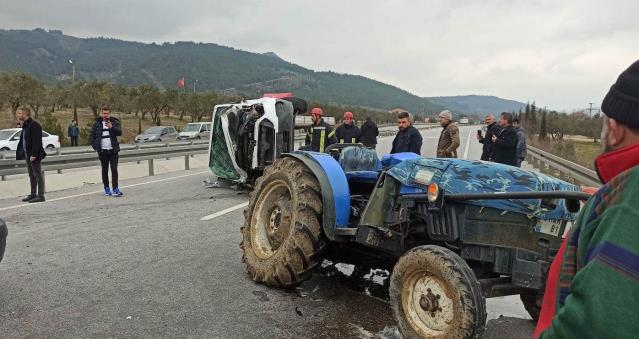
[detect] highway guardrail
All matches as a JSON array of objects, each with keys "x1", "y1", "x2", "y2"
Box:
[{"x1": 526, "y1": 145, "x2": 600, "y2": 187}]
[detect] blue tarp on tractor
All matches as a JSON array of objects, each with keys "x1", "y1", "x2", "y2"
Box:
[{"x1": 387, "y1": 157, "x2": 580, "y2": 220}]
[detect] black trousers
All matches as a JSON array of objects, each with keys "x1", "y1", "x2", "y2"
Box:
[
  {"x1": 98, "y1": 150, "x2": 119, "y2": 189},
  {"x1": 70, "y1": 136, "x2": 78, "y2": 146},
  {"x1": 26, "y1": 159, "x2": 44, "y2": 196}
]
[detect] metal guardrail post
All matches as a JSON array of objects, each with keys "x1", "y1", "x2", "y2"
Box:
[
  {"x1": 148, "y1": 159, "x2": 154, "y2": 176},
  {"x1": 185, "y1": 154, "x2": 190, "y2": 170},
  {"x1": 166, "y1": 143, "x2": 171, "y2": 160},
  {"x1": 56, "y1": 148, "x2": 62, "y2": 174},
  {"x1": 136, "y1": 144, "x2": 142, "y2": 164}
]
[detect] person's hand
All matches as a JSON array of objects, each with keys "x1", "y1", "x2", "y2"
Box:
[
  {"x1": 30, "y1": 156, "x2": 36, "y2": 162},
  {"x1": 105, "y1": 121, "x2": 112, "y2": 129},
  {"x1": 491, "y1": 135, "x2": 497, "y2": 142},
  {"x1": 476, "y1": 134, "x2": 481, "y2": 140}
]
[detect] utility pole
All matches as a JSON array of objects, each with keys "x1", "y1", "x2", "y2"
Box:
[
  {"x1": 193, "y1": 79, "x2": 198, "y2": 93},
  {"x1": 69, "y1": 60, "x2": 78, "y2": 122},
  {"x1": 588, "y1": 102, "x2": 594, "y2": 118}
]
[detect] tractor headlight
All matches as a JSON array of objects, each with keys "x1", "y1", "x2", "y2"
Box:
[{"x1": 427, "y1": 183, "x2": 439, "y2": 203}]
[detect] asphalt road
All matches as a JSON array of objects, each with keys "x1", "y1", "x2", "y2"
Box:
[{"x1": 0, "y1": 125, "x2": 535, "y2": 338}]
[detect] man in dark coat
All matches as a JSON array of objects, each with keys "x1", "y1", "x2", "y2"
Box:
[
  {"x1": 360, "y1": 117, "x2": 379, "y2": 149},
  {"x1": 90, "y1": 107, "x2": 123, "y2": 196},
  {"x1": 335, "y1": 111, "x2": 361, "y2": 144},
  {"x1": 491, "y1": 112, "x2": 518, "y2": 166},
  {"x1": 391, "y1": 111, "x2": 422, "y2": 155},
  {"x1": 16, "y1": 107, "x2": 46, "y2": 203},
  {"x1": 477, "y1": 114, "x2": 501, "y2": 161},
  {"x1": 68, "y1": 120, "x2": 80, "y2": 146}
]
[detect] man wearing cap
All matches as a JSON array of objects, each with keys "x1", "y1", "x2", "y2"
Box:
[
  {"x1": 534, "y1": 60, "x2": 639, "y2": 339},
  {"x1": 391, "y1": 111, "x2": 422, "y2": 155},
  {"x1": 303, "y1": 107, "x2": 336, "y2": 152},
  {"x1": 436, "y1": 110, "x2": 460, "y2": 158},
  {"x1": 335, "y1": 111, "x2": 361, "y2": 144}
]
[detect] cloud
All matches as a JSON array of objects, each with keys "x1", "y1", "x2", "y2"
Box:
[{"x1": 1, "y1": 0, "x2": 637, "y2": 110}]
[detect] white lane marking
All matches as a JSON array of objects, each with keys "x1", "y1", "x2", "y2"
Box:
[
  {"x1": 463, "y1": 129, "x2": 473, "y2": 159},
  {"x1": 0, "y1": 171, "x2": 209, "y2": 212},
  {"x1": 200, "y1": 202, "x2": 249, "y2": 221}
]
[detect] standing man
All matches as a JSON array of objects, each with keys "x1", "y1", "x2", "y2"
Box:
[
  {"x1": 512, "y1": 118, "x2": 527, "y2": 167},
  {"x1": 335, "y1": 111, "x2": 361, "y2": 144},
  {"x1": 68, "y1": 120, "x2": 80, "y2": 147},
  {"x1": 90, "y1": 107, "x2": 123, "y2": 196},
  {"x1": 490, "y1": 112, "x2": 518, "y2": 166},
  {"x1": 303, "y1": 107, "x2": 336, "y2": 152},
  {"x1": 360, "y1": 117, "x2": 379, "y2": 149},
  {"x1": 391, "y1": 111, "x2": 422, "y2": 155},
  {"x1": 15, "y1": 107, "x2": 46, "y2": 203},
  {"x1": 477, "y1": 114, "x2": 500, "y2": 161},
  {"x1": 534, "y1": 60, "x2": 639, "y2": 339},
  {"x1": 436, "y1": 110, "x2": 461, "y2": 158}
]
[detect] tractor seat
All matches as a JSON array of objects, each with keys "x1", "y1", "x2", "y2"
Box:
[{"x1": 338, "y1": 146, "x2": 381, "y2": 183}]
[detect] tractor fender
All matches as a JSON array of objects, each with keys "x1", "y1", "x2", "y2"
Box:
[{"x1": 283, "y1": 151, "x2": 350, "y2": 240}]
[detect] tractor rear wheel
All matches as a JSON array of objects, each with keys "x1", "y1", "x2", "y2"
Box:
[
  {"x1": 390, "y1": 245, "x2": 486, "y2": 339},
  {"x1": 240, "y1": 157, "x2": 324, "y2": 288}
]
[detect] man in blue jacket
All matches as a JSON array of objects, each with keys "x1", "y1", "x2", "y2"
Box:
[{"x1": 90, "y1": 107, "x2": 123, "y2": 196}]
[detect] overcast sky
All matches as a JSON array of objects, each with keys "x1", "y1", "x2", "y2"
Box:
[{"x1": 2, "y1": 0, "x2": 637, "y2": 110}]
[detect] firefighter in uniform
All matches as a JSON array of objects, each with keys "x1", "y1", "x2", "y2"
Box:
[
  {"x1": 335, "y1": 111, "x2": 361, "y2": 144},
  {"x1": 436, "y1": 110, "x2": 461, "y2": 158},
  {"x1": 303, "y1": 107, "x2": 336, "y2": 152}
]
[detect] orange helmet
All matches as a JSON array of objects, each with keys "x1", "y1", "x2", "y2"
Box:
[{"x1": 343, "y1": 111, "x2": 354, "y2": 119}]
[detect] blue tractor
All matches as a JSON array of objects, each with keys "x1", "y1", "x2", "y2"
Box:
[{"x1": 240, "y1": 145, "x2": 588, "y2": 338}]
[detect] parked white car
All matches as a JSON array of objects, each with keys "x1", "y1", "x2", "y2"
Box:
[
  {"x1": 0, "y1": 128, "x2": 61, "y2": 152},
  {"x1": 177, "y1": 122, "x2": 211, "y2": 140}
]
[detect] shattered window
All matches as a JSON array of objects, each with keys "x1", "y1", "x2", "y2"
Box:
[{"x1": 209, "y1": 106, "x2": 240, "y2": 181}]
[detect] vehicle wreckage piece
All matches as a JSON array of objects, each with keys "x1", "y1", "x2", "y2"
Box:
[{"x1": 208, "y1": 96, "x2": 306, "y2": 185}]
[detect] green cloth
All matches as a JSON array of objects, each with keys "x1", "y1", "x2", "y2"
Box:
[{"x1": 539, "y1": 166, "x2": 639, "y2": 338}]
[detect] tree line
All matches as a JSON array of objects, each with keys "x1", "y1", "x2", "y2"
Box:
[
  {"x1": 0, "y1": 72, "x2": 399, "y2": 140},
  {"x1": 517, "y1": 101, "x2": 603, "y2": 142}
]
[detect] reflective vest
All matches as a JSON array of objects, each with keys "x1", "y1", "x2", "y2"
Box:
[{"x1": 305, "y1": 119, "x2": 336, "y2": 152}]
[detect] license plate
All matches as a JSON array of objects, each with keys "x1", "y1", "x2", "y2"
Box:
[{"x1": 536, "y1": 219, "x2": 563, "y2": 236}]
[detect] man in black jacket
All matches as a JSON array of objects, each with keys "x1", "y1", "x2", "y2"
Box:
[
  {"x1": 360, "y1": 117, "x2": 379, "y2": 149},
  {"x1": 491, "y1": 112, "x2": 519, "y2": 166},
  {"x1": 90, "y1": 107, "x2": 123, "y2": 196},
  {"x1": 391, "y1": 112, "x2": 422, "y2": 155},
  {"x1": 335, "y1": 111, "x2": 361, "y2": 144},
  {"x1": 16, "y1": 107, "x2": 46, "y2": 203},
  {"x1": 477, "y1": 114, "x2": 501, "y2": 161}
]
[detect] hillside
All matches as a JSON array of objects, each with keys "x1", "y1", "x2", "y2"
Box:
[
  {"x1": 0, "y1": 28, "x2": 445, "y2": 114},
  {"x1": 427, "y1": 95, "x2": 526, "y2": 115}
]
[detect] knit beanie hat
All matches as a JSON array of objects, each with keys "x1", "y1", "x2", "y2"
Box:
[
  {"x1": 601, "y1": 59, "x2": 639, "y2": 129},
  {"x1": 438, "y1": 110, "x2": 453, "y2": 121}
]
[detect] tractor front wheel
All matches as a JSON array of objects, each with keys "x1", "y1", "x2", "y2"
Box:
[
  {"x1": 390, "y1": 245, "x2": 486, "y2": 339},
  {"x1": 240, "y1": 157, "x2": 324, "y2": 288}
]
